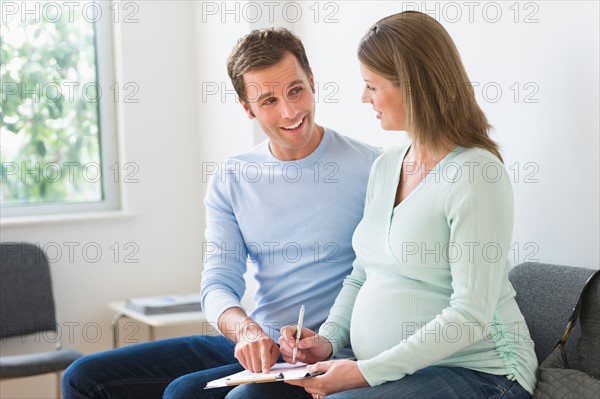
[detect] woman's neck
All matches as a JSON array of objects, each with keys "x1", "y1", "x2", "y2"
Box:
[{"x1": 406, "y1": 139, "x2": 456, "y2": 165}]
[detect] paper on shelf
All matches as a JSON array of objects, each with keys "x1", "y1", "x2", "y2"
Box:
[{"x1": 125, "y1": 293, "x2": 201, "y2": 315}]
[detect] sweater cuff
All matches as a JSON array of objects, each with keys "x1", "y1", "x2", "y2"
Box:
[
  {"x1": 357, "y1": 358, "x2": 406, "y2": 387},
  {"x1": 318, "y1": 323, "x2": 348, "y2": 357},
  {"x1": 203, "y1": 288, "x2": 243, "y2": 334}
]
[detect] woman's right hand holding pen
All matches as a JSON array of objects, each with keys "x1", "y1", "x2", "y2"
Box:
[{"x1": 279, "y1": 326, "x2": 333, "y2": 364}]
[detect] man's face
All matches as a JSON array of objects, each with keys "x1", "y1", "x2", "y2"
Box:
[{"x1": 240, "y1": 52, "x2": 322, "y2": 161}]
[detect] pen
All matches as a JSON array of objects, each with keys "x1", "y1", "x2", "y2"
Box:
[{"x1": 292, "y1": 304, "x2": 305, "y2": 363}]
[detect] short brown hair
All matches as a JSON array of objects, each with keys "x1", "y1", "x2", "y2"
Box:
[
  {"x1": 358, "y1": 11, "x2": 502, "y2": 161},
  {"x1": 227, "y1": 28, "x2": 311, "y2": 103}
]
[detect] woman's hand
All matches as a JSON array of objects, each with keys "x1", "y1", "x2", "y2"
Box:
[
  {"x1": 279, "y1": 326, "x2": 333, "y2": 365},
  {"x1": 285, "y1": 359, "x2": 369, "y2": 398}
]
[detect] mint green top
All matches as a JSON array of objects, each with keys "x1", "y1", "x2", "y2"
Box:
[{"x1": 319, "y1": 145, "x2": 538, "y2": 393}]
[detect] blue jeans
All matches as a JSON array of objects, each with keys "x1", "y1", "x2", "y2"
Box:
[
  {"x1": 61, "y1": 335, "x2": 308, "y2": 399},
  {"x1": 324, "y1": 366, "x2": 531, "y2": 399},
  {"x1": 62, "y1": 336, "x2": 530, "y2": 399}
]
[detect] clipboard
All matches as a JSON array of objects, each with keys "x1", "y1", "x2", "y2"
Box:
[{"x1": 205, "y1": 362, "x2": 322, "y2": 389}]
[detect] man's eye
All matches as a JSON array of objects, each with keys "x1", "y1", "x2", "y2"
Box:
[
  {"x1": 262, "y1": 97, "x2": 276, "y2": 106},
  {"x1": 288, "y1": 87, "x2": 302, "y2": 98}
]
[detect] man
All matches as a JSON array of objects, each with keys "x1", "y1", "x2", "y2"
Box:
[{"x1": 62, "y1": 27, "x2": 380, "y2": 399}]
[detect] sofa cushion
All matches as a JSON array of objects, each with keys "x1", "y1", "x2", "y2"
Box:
[{"x1": 509, "y1": 262, "x2": 598, "y2": 377}]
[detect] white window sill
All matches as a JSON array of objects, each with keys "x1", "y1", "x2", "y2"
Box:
[{"x1": 0, "y1": 210, "x2": 137, "y2": 227}]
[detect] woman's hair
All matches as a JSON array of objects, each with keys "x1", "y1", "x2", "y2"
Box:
[
  {"x1": 227, "y1": 27, "x2": 311, "y2": 103},
  {"x1": 358, "y1": 11, "x2": 502, "y2": 161}
]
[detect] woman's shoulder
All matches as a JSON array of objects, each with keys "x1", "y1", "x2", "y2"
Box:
[
  {"x1": 453, "y1": 146, "x2": 503, "y2": 166},
  {"x1": 365, "y1": 144, "x2": 407, "y2": 178},
  {"x1": 447, "y1": 146, "x2": 513, "y2": 196},
  {"x1": 373, "y1": 144, "x2": 408, "y2": 165}
]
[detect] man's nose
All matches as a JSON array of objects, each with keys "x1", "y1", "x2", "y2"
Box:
[{"x1": 279, "y1": 100, "x2": 297, "y2": 120}]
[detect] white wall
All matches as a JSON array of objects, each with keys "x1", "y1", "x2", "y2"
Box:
[
  {"x1": 1, "y1": 1, "x2": 598, "y2": 397},
  {"x1": 223, "y1": 1, "x2": 599, "y2": 269},
  {"x1": 292, "y1": 1, "x2": 599, "y2": 268},
  {"x1": 1, "y1": 2, "x2": 205, "y2": 397}
]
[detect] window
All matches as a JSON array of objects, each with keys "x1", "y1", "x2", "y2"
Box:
[{"x1": 1, "y1": 0, "x2": 121, "y2": 218}]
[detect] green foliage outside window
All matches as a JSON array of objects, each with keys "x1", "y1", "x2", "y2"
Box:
[{"x1": 1, "y1": 2, "x2": 103, "y2": 206}]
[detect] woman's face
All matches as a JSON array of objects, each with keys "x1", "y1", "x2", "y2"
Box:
[{"x1": 360, "y1": 63, "x2": 408, "y2": 131}]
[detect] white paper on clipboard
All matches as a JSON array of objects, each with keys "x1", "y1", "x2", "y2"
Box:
[{"x1": 205, "y1": 362, "x2": 318, "y2": 389}]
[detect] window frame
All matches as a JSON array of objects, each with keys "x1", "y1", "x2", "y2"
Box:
[{"x1": 1, "y1": 0, "x2": 123, "y2": 219}]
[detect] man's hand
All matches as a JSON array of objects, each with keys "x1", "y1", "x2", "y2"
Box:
[
  {"x1": 285, "y1": 359, "x2": 369, "y2": 398},
  {"x1": 234, "y1": 318, "x2": 279, "y2": 373},
  {"x1": 218, "y1": 307, "x2": 279, "y2": 374},
  {"x1": 279, "y1": 326, "x2": 333, "y2": 365}
]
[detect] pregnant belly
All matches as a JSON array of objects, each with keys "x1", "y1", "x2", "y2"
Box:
[{"x1": 350, "y1": 277, "x2": 449, "y2": 360}]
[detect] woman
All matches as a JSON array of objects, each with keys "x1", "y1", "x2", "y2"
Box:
[{"x1": 280, "y1": 11, "x2": 538, "y2": 399}]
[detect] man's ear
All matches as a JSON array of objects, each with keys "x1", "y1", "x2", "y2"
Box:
[
  {"x1": 309, "y1": 69, "x2": 315, "y2": 93},
  {"x1": 239, "y1": 97, "x2": 255, "y2": 119}
]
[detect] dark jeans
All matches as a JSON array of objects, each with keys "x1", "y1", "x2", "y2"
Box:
[
  {"x1": 324, "y1": 366, "x2": 531, "y2": 399},
  {"x1": 62, "y1": 335, "x2": 530, "y2": 399},
  {"x1": 61, "y1": 335, "x2": 309, "y2": 399}
]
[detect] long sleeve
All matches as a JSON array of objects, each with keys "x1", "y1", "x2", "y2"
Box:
[
  {"x1": 356, "y1": 154, "x2": 516, "y2": 386},
  {"x1": 318, "y1": 146, "x2": 535, "y2": 392},
  {"x1": 199, "y1": 129, "x2": 382, "y2": 343},
  {"x1": 200, "y1": 170, "x2": 248, "y2": 330},
  {"x1": 318, "y1": 259, "x2": 366, "y2": 355}
]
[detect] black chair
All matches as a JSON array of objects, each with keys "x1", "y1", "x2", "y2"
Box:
[{"x1": 1, "y1": 243, "x2": 83, "y2": 397}]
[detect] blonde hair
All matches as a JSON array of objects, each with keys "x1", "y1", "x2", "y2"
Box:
[{"x1": 358, "y1": 11, "x2": 502, "y2": 161}]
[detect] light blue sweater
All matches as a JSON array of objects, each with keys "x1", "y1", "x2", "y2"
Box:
[
  {"x1": 319, "y1": 145, "x2": 538, "y2": 393},
  {"x1": 200, "y1": 128, "x2": 381, "y2": 342}
]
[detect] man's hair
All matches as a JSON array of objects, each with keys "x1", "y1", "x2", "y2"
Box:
[
  {"x1": 227, "y1": 27, "x2": 311, "y2": 103},
  {"x1": 358, "y1": 11, "x2": 502, "y2": 161}
]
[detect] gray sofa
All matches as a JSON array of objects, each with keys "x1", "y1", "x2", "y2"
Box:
[{"x1": 509, "y1": 262, "x2": 600, "y2": 379}]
